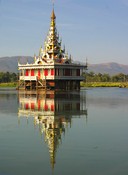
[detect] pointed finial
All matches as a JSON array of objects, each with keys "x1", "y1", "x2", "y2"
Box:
[
  {"x1": 60, "y1": 37, "x2": 62, "y2": 43},
  {"x1": 51, "y1": 0, "x2": 56, "y2": 19},
  {"x1": 86, "y1": 57, "x2": 88, "y2": 65},
  {"x1": 69, "y1": 54, "x2": 72, "y2": 60},
  {"x1": 63, "y1": 45, "x2": 65, "y2": 52},
  {"x1": 34, "y1": 54, "x2": 36, "y2": 62},
  {"x1": 26, "y1": 57, "x2": 28, "y2": 64},
  {"x1": 85, "y1": 57, "x2": 88, "y2": 69},
  {"x1": 18, "y1": 58, "x2": 20, "y2": 64},
  {"x1": 39, "y1": 45, "x2": 43, "y2": 56},
  {"x1": 51, "y1": 0, "x2": 55, "y2": 8},
  {"x1": 51, "y1": 8, "x2": 56, "y2": 19}
]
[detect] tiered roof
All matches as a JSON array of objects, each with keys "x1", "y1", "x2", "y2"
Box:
[{"x1": 34, "y1": 8, "x2": 71, "y2": 65}]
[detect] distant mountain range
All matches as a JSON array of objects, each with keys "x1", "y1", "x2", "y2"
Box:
[
  {"x1": 89, "y1": 62, "x2": 128, "y2": 75},
  {"x1": 0, "y1": 56, "x2": 33, "y2": 73},
  {"x1": 0, "y1": 56, "x2": 128, "y2": 75}
]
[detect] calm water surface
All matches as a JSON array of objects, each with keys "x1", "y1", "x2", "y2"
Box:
[{"x1": 0, "y1": 88, "x2": 128, "y2": 175}]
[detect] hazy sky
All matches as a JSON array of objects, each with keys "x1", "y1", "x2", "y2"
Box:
[{"x1": 0, "y1": 0, "x2": 128, "y2": 64}]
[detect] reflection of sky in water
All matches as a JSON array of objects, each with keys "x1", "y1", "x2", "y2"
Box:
[
  {"x1": 0, "y1": 88, "x2": 128, "y2": 175},
  {"x1": 0, "y1": 90, "x2": 18, "y2": 113},
  {"x1": 83, "y1": 88, "x2": 128, "y2": 108}
]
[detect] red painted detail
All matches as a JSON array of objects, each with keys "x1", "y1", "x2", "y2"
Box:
[
  {"x1": 44, "y1": 104, "x2": 48, "y2": 111},
  {"x1": 48, "y1": 82, "x2": 55, "y2": 87},
  {"x1": 25, "y1": 70, "x2": 29, "y2": 76},
  {"x1": 51, "y1": 69, "x2": 54, "y2": 76},
  {"x1": 44, "y1": 69, "x2": 48, "y2": 76},
  {"x1": 38, "y1": 100, "x2": 41, "y2": 111},
  {"x1": 25, "y1": 103, "x2": 29, "y2": 109},
  {"x1": 31, "y1": 103, "x2": 35, "y2": 109},
  {"x1": 31, "y1": 69, "x2": 34, "y2": 76},
  {"x1": 51, "y1": 104, "x2": 54, "y2": 111},
  {"x1": 38, "y1": 69, "x2": 40, "y2": 78}
]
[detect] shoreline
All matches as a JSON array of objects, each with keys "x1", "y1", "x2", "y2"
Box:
[
  {"x1": 81, "y1": 82, "x2": 128, "y2": 88},
  {"x1": 0, "y1": 82, "x2": 128, "y2": 89}
]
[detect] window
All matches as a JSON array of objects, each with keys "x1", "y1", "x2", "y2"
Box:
[
  {"x1": 76, "y1": 69, "x2": 80, "y2": 76},
  {"x1": 55, "y1": 69, "x2": 59, "y2": 76},
  {"x1": 31, "y1": 103, "x2": 35, "y2": 109},
  {"x1": 51, "y1": 104, "x2": 54, "y2": 111},
  {"x1": 65, "y1": 69, "x2": 70, "y2": 76},
  {"x1": 25, "y1": 103, "x2": 29, "y2": 109},
  {"x1": 44, "y1": 69, "x2": 48, "y2": 76},
  {"x1": 31, "y1": 69, "x2": 34, "y2": 76},
  {"x1": 44, "y1": 104, "x2": 48, "y2": 111},
  {"x1": 25, "y1": 70, "x2": 29, "y2": 76},
  {"x1": 51, "y1": 69, "x2": 54, "y2": 76}
]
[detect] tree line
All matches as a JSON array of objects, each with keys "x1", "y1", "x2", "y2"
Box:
[
  {"x1": 0, "y1": 71, "x2": 128, "y2": 83},
  {"x1": 0, "y1": 72, "x2": 18, "y2": 83},
  {"x1": 83, "y1": 72, "x2": 128, "y2": 82}
]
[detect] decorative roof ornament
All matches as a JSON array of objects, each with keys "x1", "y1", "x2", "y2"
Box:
[
  {"x1": 51, "y1": 8, "x2": 56, "y2": 19},
  {"x1": 51, "y1": 0, "x2": 55, "y2": 7},
  {"x1": 30, "y1": 1, "x2": 72, "y2": 65},
  {"x1": 39, "y1": 45, "x2": 43, "y2": 56},
  {"x1": 51, "y1": 0, "x2": 55, "y2": 19}
]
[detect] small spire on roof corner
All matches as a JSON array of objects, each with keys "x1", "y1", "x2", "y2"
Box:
[
  {"x1": 86, "y1": 57, "x2": 88, "y2": 64},
  {"x1": 18, "y1": 58, "x2": 20, "y2": 64},
  {"x1": 85, "y1": 57, "x2": 88, "y2": 69}
]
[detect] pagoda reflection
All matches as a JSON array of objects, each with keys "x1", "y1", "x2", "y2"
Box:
[{"x1": 18, "y1": 92, "x2": 87, "y2": 169}]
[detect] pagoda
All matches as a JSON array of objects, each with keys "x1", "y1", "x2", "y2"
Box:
[{"x1": 18, "y1": 8, "x2": 87, "y2": 91}]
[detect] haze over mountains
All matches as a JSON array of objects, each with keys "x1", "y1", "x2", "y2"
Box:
[
  {"x1": 0, "y1": 56, "x2": 128, "y2": 75},
  {"x1": 88, "y1": 62, "x2": 128, "y2": 75}
]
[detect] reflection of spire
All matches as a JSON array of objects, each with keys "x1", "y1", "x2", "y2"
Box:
[
  {"x1": 49, "y1": 130, "x2": 57, "y2": 170},
  {"x1": 39, "y1": 116, "x2": 66, "y2": 170}
]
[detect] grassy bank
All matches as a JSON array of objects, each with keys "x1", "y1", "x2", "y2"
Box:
[
  {"x1": 0, "y1": 81, "x2": 128, "y2": 88},
  {"x1": 0, "y1": 82, "x2": 17, "y2": 88},
  {"x1": 81, "y1": 82, "x2": 128, "y2": 88}
]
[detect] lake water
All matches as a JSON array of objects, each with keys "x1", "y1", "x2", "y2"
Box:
[{"x1": 0, "y1": 88, "x2": 128, "y2": 175}]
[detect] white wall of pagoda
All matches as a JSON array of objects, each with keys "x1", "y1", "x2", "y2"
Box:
[{"x1": 19, "y1": 66, "x2": 84, "y2": 81}]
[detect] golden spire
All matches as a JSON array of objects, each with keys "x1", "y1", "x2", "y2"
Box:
[
  {"x1": 51, "y1": 8, "x2": 56, "y2": 19},
  {"x1": 41, "y1": 3, "x2": 66, "y2": 62},
  {"x1": 51, "y1": 0, "x2": 56, "y2": 19}
]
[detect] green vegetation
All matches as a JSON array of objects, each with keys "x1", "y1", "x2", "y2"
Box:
[
  {"x1": 81, "y1": 72, "x2": 128, "y2": 88},
  {"x1": 0, "y1": 71, "x2": 128, "y2": 88},
  {"x1": 83, "y1": 72, "x2": 128, "y2": 82},
  {"x1": 81, "y1": 82, "x2": 128, "y2": 88},
  {"x1": 0, "y1": 82, "x2": 17, "y2": 87},
  {"x1": 0, "y1": 72, "x2": 18, "y2": 87},
  {"x1": 0, "y1": 72, "x2": 17, "y2": 83}
]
